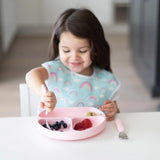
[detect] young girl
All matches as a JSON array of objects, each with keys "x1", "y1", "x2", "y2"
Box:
[{"x1": 26, "y1": 8, "x2": 120, "y2": 121}]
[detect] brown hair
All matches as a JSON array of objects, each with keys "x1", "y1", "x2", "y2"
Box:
[{"x1": 48, "y1": 8, "x2": 112, "y2": 72}]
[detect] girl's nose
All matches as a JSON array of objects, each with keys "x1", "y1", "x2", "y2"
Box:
[{"x1": 72, "y1": 52, "x2": 79, "y2": 59}]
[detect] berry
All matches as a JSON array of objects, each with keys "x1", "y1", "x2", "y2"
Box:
[
  {"x1": 42, "y1": 120, "x2": 68, "y2": 131},
  {"x1": 49, "y1": 124, "x2": 53, "y2": 128},
  {"x1": 42, "y1": 124, "x2": 47, "y2": 128},
  {"x1": 57, "y1": 123, "x2": 61, "y2": 128},
  {"x1": 63, "y1": 123, "x2": 67, "y2": 128},
  {"x1": 54, "y1": 125, "x2": 59, "y2": 130},
  {"x1": 60, "y1": 120, "x2": 65, "y2": 125},
  {"x1": 74, "y1": 122, "x2": 84, "y2": 131},
  {"x1": 74, "y1": 119, "x2": 92, "y2": 131},
  {"x1": 50, "y1": 126, "x2": 54, "y2": 130},
  {"x1": 81, "y1": 119, "x2": 92, "y2": 128},
  {"x1": 54, "y1": 121, "x2": 59, "y2": 126}
]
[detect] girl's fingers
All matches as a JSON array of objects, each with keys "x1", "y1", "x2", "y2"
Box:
[
  {"x1": 40, "y1": 102, "x2": 45, "y2": 109},
  {"x1": 44, "y1": 101, "x2": 57, "y2": 108},
  {"x1": 100, "y1": 103, "x2": 114, "y2": 112},
  {"x1": 42, "y1": 91, "x2": 55, "y2": 97},
  {"x1": 44, "y1": 106, "x2": 53, "y2": 112},
  {"x1": 42, "y1": 103, "x2": 55, "y2": 112},
  {"x1": 101, "y1": 102, "x2": 113, "y2": 109},
  {"x1": 41, "y1": 87, "x2": 57, "y2": 112},
  {"x1": 42, "y1": 96, "x2": 56, "y2": 102},
  {"x1": 104, "y1": 100, "x2": 112, "y2": 104},
  {"x1": 100, "y1": 101, "x2": 118, "y2": 121},
  {"x1": 105, "y1": 110, "x2": 115, "y2": 116},
  {"x1": 105, "y1": 111, "x2": 116, "y2": 121},
  {"x1": 107, "y1": 116, "x2": 115, "y2": 121}
]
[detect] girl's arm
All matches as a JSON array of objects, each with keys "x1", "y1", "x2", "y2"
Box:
[
  {"x1": 25, "y1": 67, "x2": 57, "y2": 112},
  {"x1": 25, "y1": 67, "x2": 49, "y2": 97}
]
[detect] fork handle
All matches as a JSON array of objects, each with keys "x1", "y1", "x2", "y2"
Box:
[
  {"x1": 40, "y1": 84, "x2": 48, "y2": 111},
  {"x1": 115, "y1": 119, "x2": 125, "y2": 132}
]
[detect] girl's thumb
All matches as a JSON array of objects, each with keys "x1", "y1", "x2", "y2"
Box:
[
  {"x1": 40, "y1": 84, "x2": 48, "y2": 109},
  {"x1": 39, "y1": 101, "x2": 45, "y2": 109},
  {"x1": 41, "y1": 84, "x2": 48, "y2": 93}
]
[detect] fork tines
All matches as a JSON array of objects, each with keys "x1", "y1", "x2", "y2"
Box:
[{"x1": 119, "y1": 132, "x2": 128, "y2": 139}]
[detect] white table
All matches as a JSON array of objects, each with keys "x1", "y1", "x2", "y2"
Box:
[{"x1": 0, "y1": 112, "x2": 160, "y2": 160}]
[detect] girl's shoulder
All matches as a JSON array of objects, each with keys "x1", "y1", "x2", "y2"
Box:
[
  {"x1": 94, "y1": 67, "x2": 113, "y2": 78},
  {"x1": 94, "y1": 67, "x2": 120, "y2": 84},
  {"x1": 41, "y1": 58, "x2": 65, "y2": 71},
  {"x1": 42, "y1": 58, "x2": 61, "y2": 66}
]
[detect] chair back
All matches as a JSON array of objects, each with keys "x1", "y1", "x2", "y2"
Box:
[{"x1": 19, "y1": 83, "x2": 40, "y2": 116}]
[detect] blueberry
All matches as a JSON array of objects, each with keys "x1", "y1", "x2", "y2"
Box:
[
  {"x1": 54, "y1": 121, "x2": 59, "y2": 126},
  {"x1": 57, "y1": 123, "x2": 61, "y2": 129},
  {"x1": 60, "y1": 120, "x2": 65, "y2": 125},
  {"x1": 63, "y1": 123, "x2": 67, "y2": 128},
  {"x1": 49, "y1": 124, "x2": 53, "y2": 128},
  {"x1": 42, "y1": 124, "x2": 47, "y2": 128},
  {"x1": 51, "y1": 120, "x2": 67, "y2": 130},
  {"x1": 50, "y1": 126, "x2": 54, "y2": 130},
  {"x1": 53, "y1": 125, "x2": 59, "y2": 130}
]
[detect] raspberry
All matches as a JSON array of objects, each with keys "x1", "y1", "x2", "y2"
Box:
[
  {"x1": 74, "y1": 119, "x2": 92, "y2": 131},
  {"x1": 81, "y1": 119, "x2": 92, "y2": 128},
  {"x1": 74, "y1": 122, "x2": 84, "y2": 131}
]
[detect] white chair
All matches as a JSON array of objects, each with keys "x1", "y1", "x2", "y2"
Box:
[{"x1": 19, "y1": 83, "x2": 40, "y2": 116}]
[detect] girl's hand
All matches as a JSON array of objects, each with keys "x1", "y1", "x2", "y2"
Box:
[
  {"x1": 40, "y1": 84, "x2": 57, "y2": 112},
  {"x1": 100, "y1": 100, "x2": 118, "y2": 121}
]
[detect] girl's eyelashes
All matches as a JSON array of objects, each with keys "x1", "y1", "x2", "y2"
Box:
[
  {"x1": 79, "y1": 50, "x2": 87, "y2": 53},
  {"x1": 62, "y1": 50, "x2": 88, "y2": 53},
  {"x1": 63, "y1": 50, "x2": 70, "y2": 53}
]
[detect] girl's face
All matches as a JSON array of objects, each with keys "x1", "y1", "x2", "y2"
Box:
[{"x1": 58, "y1": 31, "x2": 93, "y2": 76}]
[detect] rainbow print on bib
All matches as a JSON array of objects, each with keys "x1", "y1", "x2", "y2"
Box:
[{"x1": 42, "y1": 59, "x2": 120, "y2": 108}]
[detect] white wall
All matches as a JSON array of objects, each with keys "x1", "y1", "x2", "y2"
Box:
[
  {"x1": 16, "y1": 0, "x2": 42, "y2": 26},
  {"x1": 15, "y1": 0, "x2": 115, "y2": 36},
  {"x1": 1, "y1": 0, "x2": 17, "y2": 53},
  {"x1": 16, "y1": 0, "x2": 114, "y2": 27},
  {"x1": 1, "y1": 0, "x2": 119, "y2": 52},
  {"x1": 41, "y1": 0, "x2": 114, "y2": 26}
]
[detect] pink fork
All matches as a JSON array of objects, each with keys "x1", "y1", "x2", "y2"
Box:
[{"x1": 115, "y1": 119, "x2": 128, "y2": 140}]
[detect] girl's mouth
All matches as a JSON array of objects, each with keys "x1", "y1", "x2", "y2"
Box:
[{"x1": 70, "y1": 62, "x2": 82, "y2": 66}]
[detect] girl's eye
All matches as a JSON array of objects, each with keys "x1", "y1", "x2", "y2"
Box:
[
  {"x1": 63, "y1": 50, "x2": 70, "y2": 53},
  {"x1": 80, "y1": 50, "x2": 87, "y2": 53}
]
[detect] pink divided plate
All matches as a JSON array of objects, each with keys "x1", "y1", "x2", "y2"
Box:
[{"x1": 36, "y1": 107, "x2": 106, "y2": 141}]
